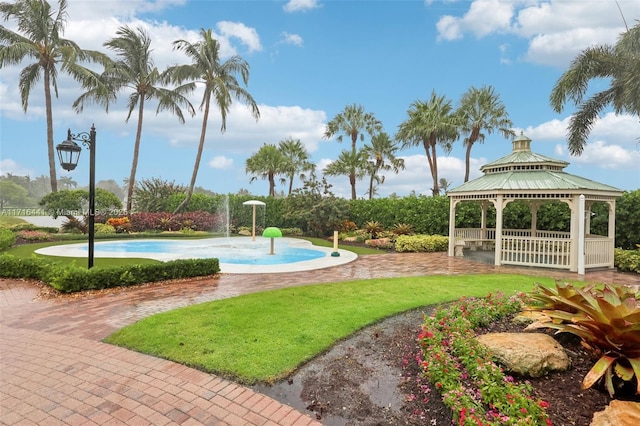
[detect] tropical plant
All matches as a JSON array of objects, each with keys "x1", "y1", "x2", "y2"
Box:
[
  {"x1": 0, "y1": 0, "x2": 110, "y2": 192},
  {"x1": 278, "y1": 137, "x2": 315, "y2": 196},
  {"x1": 167, "y1": 28, "x2": 260, "y2": 213},
  {"x1": 456, "y1": 85, "x2": 514, "y2": 182},
  {"x1": 245, "y1": 144, "x2": 287, "y2": 197},
  {"x1": 396, "y1": 91, "x2": 459, "y2": 196},
  {"x1": 390, "y1": 223, "x2": 414, "y2": 236},
  {"x1": 323, "y1": 104, "x2": 383, "y2": 199},
  {"x1": 361, "y1": 132, "x2": 405, "y2": 199},
  {"x1": 322, "y1": 149, "x2": 369, "y2": 200},
  {"x1": 525, "y1": 282, "x2": 640, "y2": 397},
  {"x1": 549, "y1": 22, "x2": 640, "y2": 155},
  {"x1": 363, "y1": 220, "x2": 384, "y2": 239},
  {"x1": 74, "y1": 25, "x2": 195, "y2": 213},
  {"x1": 133, "y1": 177, "x2": 186, "y2": 212}
]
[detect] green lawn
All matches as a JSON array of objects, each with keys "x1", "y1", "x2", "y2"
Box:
[{"x1": 105, "y1": 273, "x2": 559, "y2": 384}]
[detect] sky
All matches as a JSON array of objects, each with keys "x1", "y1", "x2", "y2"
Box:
[{"x1": 1, "y1": 0, "x2": 639, "y2": 199}]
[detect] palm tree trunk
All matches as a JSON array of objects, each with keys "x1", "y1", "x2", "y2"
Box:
[
  {"x1": 174, "y1": 96, "x2": 211, "y2": 213},
  {"x1": 44, "y1": 69, "x2": 57, "y2": 193},
  {"x1": 268, "y1": 172, "x2": 275, "y2": 197},
  {"x1": 430, "y1": 141, "x2": 439, "y2": 196},
  {"x1": 423, "y1": 139, "x2": 439, "y2": 196},
  {"x1": 368, "y1": 172, "x2": 375, "y2": 200},
  {"x1": 126, "y1": 98, "x2": 145, "y2": 213},
  {"x1": 464, "y1": 142, "x2": 473, "y2": 183},
  {"x1": 288, "y1": 175, "x2": 294, "y2": 196},
  {"x1": 350, "y1": 172, "x2": 357, "y2": 200}
]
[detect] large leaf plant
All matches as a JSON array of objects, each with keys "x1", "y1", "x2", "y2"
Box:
[{"x1": 525, "y1": 282, "x2": 640, "y2": 397}]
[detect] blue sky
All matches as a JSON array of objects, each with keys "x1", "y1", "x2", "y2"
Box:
[{"x1": 1, "y1": 0, "x2": 639, "y2": 199}]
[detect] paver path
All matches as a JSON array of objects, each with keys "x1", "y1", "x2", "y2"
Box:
[{"x1": 1, "y1": 252, "x2": 638, "y2": 425}]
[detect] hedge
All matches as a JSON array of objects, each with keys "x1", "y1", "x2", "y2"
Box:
[
  {"x1": 0, "y1": 254, "x2": 220, "y2": 293},
  {"x1": 394, "y1": 234, "x2": 449, "y2": 253}
]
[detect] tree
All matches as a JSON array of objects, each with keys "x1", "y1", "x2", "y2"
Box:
[
  {"x1": 0, "y1": 0, "x2": 110, "y2": 192},
  {"x1": 96, "y1": 179, "x2": 125, "y2": 201},
  {"x1": 74, "y1": 25, "x2": 195, "y2": 213},
  {"x1": 167, "y1": 28, "x2": 260, "y2": 213},
  {"x1": 133, "y1": 177, "x2": 185, "y2": 212},
  {"x1": 38, "y1": 188, "x2": 122, "y2": 218},
  {"x1": 549, "y1": 22, "x2": 640, "y2": 155},
  {"x1": 57, "y1": 176, "x2": 78, "y2": 190},
  {"x1": 439, "y1": 178, "x2": 452, "y2": 193},
  {"x1": 396, "y1": 91, "x2": 459, "y2": 196},
  {"x1": 361, "y1": 132, "x2": 405, "y2": 199},
  {"x1": 322, "y1": 149, "x2": 368, "y2": 200},
  {"x1": 245, "y1": 144, "x2": 287, "y2": 197},
  {"x1": 457, "y1": 85, "x2": 514, "y2": 182},
  {"x1": 278, "y1": 137, "x2": 315, "y2": 196},
  {"x1": 0, "y1": 180, "x2": 29, "y2": 208},
  {"x1": 324, "y1": 104, "x2": 382, "y2": 198}
]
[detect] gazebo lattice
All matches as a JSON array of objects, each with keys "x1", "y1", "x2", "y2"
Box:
[{"x1": 447, "y1": 133, "x2": 623, "y2": 275}]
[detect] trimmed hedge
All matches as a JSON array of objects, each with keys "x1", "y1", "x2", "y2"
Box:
[
  {"x1": 0, "y1": 254, "x2": 220, "y2": 293},
  {"x1": 395, "y1": 234, "x2": 449, "y2": 253}
]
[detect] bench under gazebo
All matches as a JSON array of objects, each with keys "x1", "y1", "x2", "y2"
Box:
[{"x1": 447, "y1": 132, "x2": 623, "y2": 275}]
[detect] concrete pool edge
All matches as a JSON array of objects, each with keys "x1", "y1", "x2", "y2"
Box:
[{"x1": 34, "y1": 237, "x2": 358, "y2": 274}]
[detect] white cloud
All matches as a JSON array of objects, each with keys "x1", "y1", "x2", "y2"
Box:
[
  {"x1": 570, "y1": 140, "x2": 640, "y2": 170},
  {"x1": 283, "y1": 0, "x2": 320, "y2": 13},
  {"x1": 280, "y1": 32, "x2": 304, "y2": 47},
  {"x1": 0, "y1": 159, "x2": 35, "y2": 177},
  {"x1": 216, "y1": 21, "x2": 262, "y2": 53},
  {"x1": 207, "y1": 156, "x2": 234, "y2": 169},
  {"x1": 430, "y1": 0, "x2": 633, "y2": 68},
  {"x1": 525, "y1": 113, "x2": 640, "y2": 148}
]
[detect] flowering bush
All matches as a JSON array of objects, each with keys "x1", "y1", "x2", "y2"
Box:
[
  {"x1": 418, "y1": 292, "x2": 551, "y2": 425},
  {"x1": 106, "y1": 217, "x2": 130, "y2": 233},
  {"x1": 16, "y1": 230, "x2": 52, "y2": 242}
]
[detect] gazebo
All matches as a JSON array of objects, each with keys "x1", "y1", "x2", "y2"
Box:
[{"x1": 447, "y1": 132, "x2": 623, "y2": 275}]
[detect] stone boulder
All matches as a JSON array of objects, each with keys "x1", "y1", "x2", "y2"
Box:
[
  {"x1": 476, "y1": 332, "x2": 570, "y2": 378},
  {"x1": 590, "y1": 400, "x2": 640, "y2": 426}
]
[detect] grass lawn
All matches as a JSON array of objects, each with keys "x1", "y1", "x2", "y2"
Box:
[{"x1": 105, "y1": 273, "x2": 559, "y2": 384}]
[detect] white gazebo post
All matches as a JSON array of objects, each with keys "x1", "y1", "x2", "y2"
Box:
[
  {"x1": 578, "y1": 194, "x2": 586, "y2": 275},
  {"x1": 448, "y1": 198, "x2": 457, "y2": 256},
  {"x1": 493, "y1": 196, "x2": 504, "y2": 266}
]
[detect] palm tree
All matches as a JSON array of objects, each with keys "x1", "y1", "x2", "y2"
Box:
[
  {"x1": 396, "y1": 91, "x2": 459, "y2": 196},
  {"x1": 323, "y1": 103, "x2": 383, "y2": 153},
  {"x1": 167, "y1": 28, "x2": 260, "y2": 213},
  {"x1": 74, "y1": 25, "x2": 195, "y2": 213},
  {"x1": 362, "y1": 132, "x2": 405, "y2": 199},
  {"x1": 457, "y1": 85, "x2": 514, "y2": 182},
  {"x1": 323, "y1": 104, "x2": 382, "y2": 198},
  {"x1": 323, "y1": 149, "x2": 368, "y2": 200},
  {"x1": 245, "y1": 144, "x2": 287, "y2": 197},
  {"x1": 278, "y1": 137, "x2": 315, "y2": 196},
  {"x1": 0, "y1": 0, "x2": 110, "y2": 192},
  {"x1": 549, "y1": 22, "x2": 640, "y2": 155}
]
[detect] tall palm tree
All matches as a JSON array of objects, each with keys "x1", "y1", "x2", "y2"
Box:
[
  {"x1": 457, "y1": 85, "x2": 514, "y2": 182},
  {"x1": 245, "y1": 144, "x2": 287, "y2": 197},
  {"x1": 278, "y1": 137, "x2": 315, "y2": 196},
  {"x1": 396, "y1": 91, "x2": 458, "y2": 196},
  {"x1": 362, "y1": 132, "x2": 405, "y2": 199},
  {"x1": 167, "y1": 28, "x2": 260, "y2": 213},
  {"x1": 0, "y1": 0, "x2": 110, "y2": 192},
  {"x1": 74, "y1": 25, "x2": 195, "y2": 213},
  {"x1": 323, "y1": 149, "x2": 368, "y2": 200},
  {"x1": 323, "y1": 104, "x2": 382, "y2": 198},
  {"x1": 549, "y1": 22, "x2": 640, "y2": 155}
]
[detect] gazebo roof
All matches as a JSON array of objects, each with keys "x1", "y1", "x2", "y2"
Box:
[{"x1": 448, "y1": 132, "x2": 622, "y2": 195}]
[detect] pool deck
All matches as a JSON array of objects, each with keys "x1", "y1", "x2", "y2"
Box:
[{"x1": 1, "y1": 252, "x2": 638, "y2": 425}]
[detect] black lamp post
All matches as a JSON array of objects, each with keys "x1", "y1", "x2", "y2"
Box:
[{"x1": 56, "y1": 125, "x2": 96, "y2": 269}]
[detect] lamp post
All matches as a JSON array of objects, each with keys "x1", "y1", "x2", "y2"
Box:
[{"x1": 56, "y1": 125, "x2": 96, "y2": 269}]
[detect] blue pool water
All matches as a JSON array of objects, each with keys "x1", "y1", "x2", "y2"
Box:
[{"x1": 84, "y1": 238, "x2": 326, "y2": 265}]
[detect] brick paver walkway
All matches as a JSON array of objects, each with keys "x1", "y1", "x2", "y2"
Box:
[{"x1": 1, "y1": 252, "x2": 638, "y2": 425}]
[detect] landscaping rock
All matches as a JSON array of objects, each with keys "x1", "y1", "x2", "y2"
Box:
[
  {"x1": 477, "y1": 332, "x2": 570, "y2": 377},
  {"x1": 590, "y1": 400, "x2": 640, "y2": 426}
]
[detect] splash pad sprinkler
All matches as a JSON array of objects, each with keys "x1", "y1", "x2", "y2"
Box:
[
  {"x1": 242, "y1": 200, "x2": 266, "y2": 241},
  {"x1": 262, "y1": 227, "x2": 283, "y2": 255}
]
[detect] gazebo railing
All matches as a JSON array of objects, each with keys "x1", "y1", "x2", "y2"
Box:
[
  {"x1": 585, "y1": 236, "x2": 614, "y2": 268},
  {"x1": 455, "y1": 228, "x2": 570, "y2": 239},
  {"x1": 501, "y1": 236, "x2": 571, "y2": 268}
]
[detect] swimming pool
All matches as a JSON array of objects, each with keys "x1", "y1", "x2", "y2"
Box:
[{"x1": 35, "y1": 237, "x2": 358, "y2": 274}]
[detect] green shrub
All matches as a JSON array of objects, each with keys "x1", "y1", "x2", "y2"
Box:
[
  {"x1": 0, "y1": 254, "x2": 220, "y2": 293},
  {"x1": 10, "y1": 224, "x2": 59, "y2": 233},
  {"x1": 15, "y1": 230, "x2": 53, "y2": 242},
  {"x1": 280, "y1": 227, "x2": 303, "y2": 236},
  {"x1": 94, "y1": 223, "x2": 116, "y2": 235},
  {"x1": 0, "y1": 228, "x2": 16, "y2": 250},
  {"x1": 395, "y1": 234, "x2": 449, "y2": 252},
  {"x1": 614, "y1": 247, "x2": 640, "y2": 273}
]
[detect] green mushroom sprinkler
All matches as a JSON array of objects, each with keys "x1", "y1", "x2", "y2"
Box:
[{"x1": 262, "y1": 227, "x2": 283, "y2": 255}]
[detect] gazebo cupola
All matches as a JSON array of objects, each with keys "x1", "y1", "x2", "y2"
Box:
[{"x1": 447, "y1": 132, "x2": 623, "y2": 275}]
